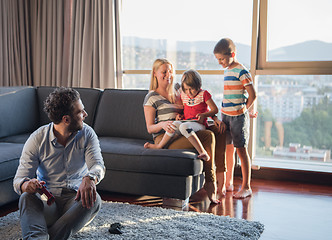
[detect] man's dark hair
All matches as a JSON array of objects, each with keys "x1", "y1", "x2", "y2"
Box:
[{"x1": 44, "y1": 87, "x2": 80, "y2": 124}]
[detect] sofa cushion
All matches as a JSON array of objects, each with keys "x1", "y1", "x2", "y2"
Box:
[
  {"x1": 0, "y1": 87, "x2": 38, "y2": 139},
  {"x1": 0, "y1": 143, "x2": 23, "y2": 182},
  {"x1": 99, "y1": 137, "x2": 203, "y2": 177},
  {"x1": 94, "y1": 89, "x2": 152, "y2": 140},
  {"x1": 0, "y1": 133, "x2": 31, "y2": 144},
  {"x1": 37, "y1": 86, "x2": 102, "y2": 127}
]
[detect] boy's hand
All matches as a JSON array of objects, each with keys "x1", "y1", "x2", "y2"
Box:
[{"x1": 249, "y1": 111, "x2": 258, "y2": 118}]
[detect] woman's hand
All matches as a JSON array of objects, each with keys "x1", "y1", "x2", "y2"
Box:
[
  {"x1": 214, "y1": 118, "x2": 226, "y2": 134},
  {"x1": 161, "y1": 121, "x2": 176, "y2": 133}
]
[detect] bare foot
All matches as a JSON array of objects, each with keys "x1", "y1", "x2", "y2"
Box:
[
  {"x1": 216, "y1": 172, "x2": 226, "y2": 196},
  {"x1": 218, "y1": 187, "x2": 226, "y2": 197},
  {"x1": 198, "y1": 152, "x2": 210, "y2": 161},
  {"x1": 204, "y1": 182, "x2": 220, "y2": 204},
  {"x1": 144, "y1": 142, "x2": 161, "y2": 149},
  {"x1": 233, "y1": 188, "x2": 252, "y2": 199},
  {"x1": 226, "y1": 184, "x2": 234, "y2": 192}
]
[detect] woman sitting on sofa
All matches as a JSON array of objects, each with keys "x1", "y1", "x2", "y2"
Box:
[{"x1": 143, "y1": 58, "x2": 227, "y2": 204}]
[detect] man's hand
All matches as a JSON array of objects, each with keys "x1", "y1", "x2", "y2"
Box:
[
  {"x1": 21, "y1": 179, "x2": 45, "y2": 194},
  {"x1": 75, "y1": 176, "x2": 96, "y2": 209}
]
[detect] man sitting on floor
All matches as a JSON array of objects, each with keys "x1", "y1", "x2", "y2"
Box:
[{"x1": 13, "y1": 87, "x2": 105, "y2": 240}]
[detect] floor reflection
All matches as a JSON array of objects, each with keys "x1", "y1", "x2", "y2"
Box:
[{"x1": 189, "y1": 189, "x2": 253, "y2": 221}]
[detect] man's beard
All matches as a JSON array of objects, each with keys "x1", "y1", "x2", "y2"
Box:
[{"x1": 68, "y1": 117, "x2": 83, "y2": 133}]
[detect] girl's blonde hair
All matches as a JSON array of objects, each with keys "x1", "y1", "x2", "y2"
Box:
[{"x1": 150, "y1": 58, "x2": 176, "y2": 103}]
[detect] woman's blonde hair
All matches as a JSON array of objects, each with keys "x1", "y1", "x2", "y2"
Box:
[{"x1": 150, "y1": 58, "x2": 176, "y2": 103}]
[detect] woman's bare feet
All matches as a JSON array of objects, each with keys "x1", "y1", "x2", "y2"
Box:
[
  {"x1": 198, "y1": 152, "x2": 210, "y2": 161},
  {"x1": 144, "y1": 142, "x2": 161, "y2": 149},
  {"x1": 233, "y1": 187, "x2": 252, "y2": 199},
  {"x1": 204, "y1": 182, "x2": 220, "y2": 204},
  {"x1": 216, "y1": 172, "x2": 226, "y2": 197},
  {"x1": 226, "y1": 184, "x2": 234, "y2": 192}
]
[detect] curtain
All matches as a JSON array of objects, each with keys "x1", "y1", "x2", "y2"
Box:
[
  {"x1": 0, "y1": 0, "x2": 116, "y2": 88},
  {"x1": 0, "y1": 0, "x2": 32, "y2": 86},
  {"x1": 68, "y1": 0, "x2": 115, "y2": 88}
]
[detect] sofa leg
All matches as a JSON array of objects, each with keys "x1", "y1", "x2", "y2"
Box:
[{"x1": 162, "y1": 197, "x2": 189, "y2": 210}]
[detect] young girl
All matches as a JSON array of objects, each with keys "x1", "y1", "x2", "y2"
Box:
[{"x1": 144, "y1": 69, "x2": 218, "y2": 162}]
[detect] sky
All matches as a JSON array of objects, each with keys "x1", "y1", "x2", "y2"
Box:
[{"x1": 121, "y1": 0, "x2": 332, "y2": 50}]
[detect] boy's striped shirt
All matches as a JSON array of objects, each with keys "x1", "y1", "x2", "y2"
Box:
[{"x1": 222, "y1": 64, "x2": 253, "y2": 116}]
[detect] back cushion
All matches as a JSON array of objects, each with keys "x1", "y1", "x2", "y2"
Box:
[
  {"x1": 94, "y1": 89, "x2": 152, "y2": 140},
  {"x1": 0, "y1": 87, "x2": 38, "y2": 138},
  {"x1": 37, "y1": 86, "x2": 102, "y2": 127}
]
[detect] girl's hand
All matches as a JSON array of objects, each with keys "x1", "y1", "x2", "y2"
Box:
[
  {"x1": 176, "y1": 114, "x2": 183, "y2": 120},
  {"x1": 161, "y1": 121, "x2": 176, "y2": 133},
  {"x1": 196, "y1": 113, "x2": 205, "y2": 124}
]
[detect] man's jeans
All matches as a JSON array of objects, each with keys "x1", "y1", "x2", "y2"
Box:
[{"x1": 19, "y1": 188, "x2": 101, "y2": 240}]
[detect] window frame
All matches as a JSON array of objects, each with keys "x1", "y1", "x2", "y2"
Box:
[{"x1": 256, "y1": 0, "x2": 332, "y2": 76}]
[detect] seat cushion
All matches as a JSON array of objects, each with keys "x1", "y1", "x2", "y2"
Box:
[
  {"x1": 0, "y1": 143, "x2": 23, "y2": 182},
  {"x1": 99, "y1": 137, "x2": 203, "y2": 177},
  {"x1": 0, "y1": 133, "x2": 31, "y2": 144}
]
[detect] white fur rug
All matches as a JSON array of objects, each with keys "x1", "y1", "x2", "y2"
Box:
[{"x1": 0, "y1": 201, "x2": 264, "y2": 239}]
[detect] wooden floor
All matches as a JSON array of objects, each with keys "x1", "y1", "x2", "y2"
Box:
[{"x1": 1, "y1": 177, "x2": 332, "y2": 240}]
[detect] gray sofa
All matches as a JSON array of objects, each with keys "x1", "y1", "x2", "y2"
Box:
[{"x1": 0, "y1": 86, "x2": 205, "y2": 207}]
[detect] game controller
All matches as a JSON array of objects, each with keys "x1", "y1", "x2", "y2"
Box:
[
  {"x1": 39, "y1": 183, "x2": 55, "y2": 206},
  {"x1": 109, "y1": 222, "x2": 123, "y2": 234}
]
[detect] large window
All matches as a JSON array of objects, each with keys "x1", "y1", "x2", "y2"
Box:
[
  {"x1": 253, "y1": 0, "x2": 332, "y2": 172},
  {"x1": 254, "y1": 75, "x2": 332, "y2": 172},
  {"x1": 118, "y1": 0, "x2": 332, "y2": 172},
  {"x1": 267, "y1": 0, "x2": 332, "y2": 62},
  {"x1": 120, "y1": 0, "x2": 253, "y2": 116}
]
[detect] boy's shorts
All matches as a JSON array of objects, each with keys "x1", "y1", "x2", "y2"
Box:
[{"x1": 222, "y1": 111, "x2": 250, "y2": 148}]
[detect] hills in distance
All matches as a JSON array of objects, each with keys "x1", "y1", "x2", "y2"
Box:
[{"x1": 122, "y1": 36, "x2": 332, "y2": 67}]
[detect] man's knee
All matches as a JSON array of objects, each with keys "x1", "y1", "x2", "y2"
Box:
[
  {"x1": 19, "y1": 192, "x2": 42, "y2": 209},
  {"x1": 93, "y1": 193, "x2": 102, "y2": 213}
]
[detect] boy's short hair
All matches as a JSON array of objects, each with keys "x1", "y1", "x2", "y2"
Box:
[
  {"x1": 44, "y1": 87, "x2": 80, "y2": 124},
  {"x1": 213, "y1": 38, "x2": 236, "y2": 55},
  {"x1": 181, "y1": 69, "x2": 202, "y2": 91}
]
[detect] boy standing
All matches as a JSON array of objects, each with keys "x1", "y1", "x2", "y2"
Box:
[{"x1": 213, "y1": 38, "x2": 256, "y2": 199}]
